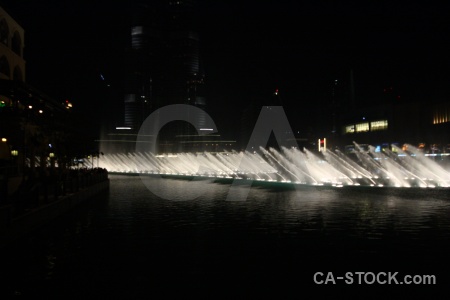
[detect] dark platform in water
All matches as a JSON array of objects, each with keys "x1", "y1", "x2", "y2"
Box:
[{"x1": 109, "y1": 172, "x2": 450, "y2": 198}]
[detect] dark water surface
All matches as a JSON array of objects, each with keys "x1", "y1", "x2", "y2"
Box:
[{"x1": 2, "y1": 175, "x2": 450, "y2": 297}]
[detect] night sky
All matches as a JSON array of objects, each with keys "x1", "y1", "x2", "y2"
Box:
[{"x1": 2, "y1": 0, "x2": 450, "y2": 138}]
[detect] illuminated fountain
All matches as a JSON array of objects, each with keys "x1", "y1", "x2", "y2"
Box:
[{"x1": 89, "y1": 142, "x2": 450, "y2": 189}]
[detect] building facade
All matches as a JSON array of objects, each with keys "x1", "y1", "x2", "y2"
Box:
[
  {"x1": 0, "y1": 4, "x2": 82, "y2": 202},
  {"x1": 0, "y1": 6, "x2": 25, "y2": 82},
  {"x1": 336, "y1": 93, "x2": 450, "y2": 156}
]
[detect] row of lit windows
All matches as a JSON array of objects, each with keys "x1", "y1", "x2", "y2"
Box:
[
  {"x1": 344, "y1": 120, "x2": 388, "y2": 134},
  {"x1": 370, "y1": 120, "x2": 389, "y2": 131}
]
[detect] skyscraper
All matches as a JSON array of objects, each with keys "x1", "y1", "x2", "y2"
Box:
[
  {"x1": 121, "y1": 0, "x2": 205, "y2": 130},
  {"x1": 100, "y1": 1, "x2": 236, "y2": 154}
]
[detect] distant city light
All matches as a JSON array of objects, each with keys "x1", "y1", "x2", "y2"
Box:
[
  {"x1": 39, "y1": 110, "x2": 43, "y2": 114},
  {"x1": 116, "y1": 127, "x2": 132, "y2": 130},
  {"x1": 199, "y1": 128, "x2": 213, "y2": 131},
  {"x1": 1, "y1": 138, "x2": 6, "y2": 142},
  {"x1": 63, "y1": 100, "x2": 73, "y2": 109},
  {"x1": 318, "y1": 138, "x2": 326, "y2": 152},
  {"x1": 28, "y1": 105, "x2": 32, "y2": 109}
]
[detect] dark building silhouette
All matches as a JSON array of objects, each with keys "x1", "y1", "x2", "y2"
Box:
[
  {"x1": 122, "y1": 0, "x2": 205, "y2": 128},
  {"x1": 322, "y1": 70, "x2": 450, "y2": 157},
  {"x1": 101, "y1": 0, "x2": 211, "y2": 153}
]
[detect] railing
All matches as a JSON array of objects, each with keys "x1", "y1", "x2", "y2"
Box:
[{"x1": 0, "y1": 168, "x2": 109, "y2": 219}]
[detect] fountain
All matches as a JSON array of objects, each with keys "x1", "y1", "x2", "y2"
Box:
[{"x1": 89, "y1": 142, "x2": 450, "y2": 189}]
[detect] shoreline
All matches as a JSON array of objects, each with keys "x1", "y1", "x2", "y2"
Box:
[{"x1": 0, "y1": 179, "x2": 109, "y2": 249}]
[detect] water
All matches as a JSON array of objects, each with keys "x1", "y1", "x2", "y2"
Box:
[
  {"x1": 2, "y1": 175, "x2": 450, "y2": 297},
  {"x1": 95, "y1": 143, "x2": 450, "y2": 188}
]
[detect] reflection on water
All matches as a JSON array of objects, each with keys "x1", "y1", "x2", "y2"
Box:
[{"x1": 2, "y1": 175, "x2": 450, "y2": 296}]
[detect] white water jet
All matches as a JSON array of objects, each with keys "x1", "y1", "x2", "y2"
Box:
[{"x1": 88, "y1": 142, "x2": 450, "y2": 188}]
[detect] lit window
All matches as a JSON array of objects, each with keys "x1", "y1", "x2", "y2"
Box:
[
  {"x1": 345, "y1": 125, "x2": 355, "y2": 134},
  {"x1": 355, "y1": 122, "x2": 369, "y2": 132},
  {"x1": 370, "y1": 120, "x2": 388, "y2": 131}
]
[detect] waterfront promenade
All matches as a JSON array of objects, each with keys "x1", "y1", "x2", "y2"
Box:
[{"x1": 0, "y1": 167, "x2": 109, "y2": 248}]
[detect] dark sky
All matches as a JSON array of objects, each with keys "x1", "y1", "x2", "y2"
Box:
[{"x1": 2, "y1": 0, "x2": 450, "y2": 137}]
